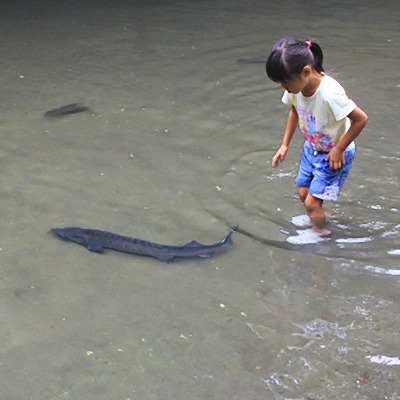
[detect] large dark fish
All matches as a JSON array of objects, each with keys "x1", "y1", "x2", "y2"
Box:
[
  {"x1": 50, "y1": 226, "x2": 237, "y2": 263},
  {"x1": 43, "y1": 103, "x2": 90, "y2": 118}
]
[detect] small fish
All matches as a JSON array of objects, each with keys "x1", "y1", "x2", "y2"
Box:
[
  {"x1": 50, "y1": 226, "x2": 237, "y2": 263},
  {"x1": 43, "y1": 103, "x2": 90, "y2": 118}
]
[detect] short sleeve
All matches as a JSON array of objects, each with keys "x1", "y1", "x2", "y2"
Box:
[
  {"x1": 282, "y1": 91, "x2": 296, "y2": 107},
  {"x1": 325, "y1": 92, "x2": 356, "y2": 121}
]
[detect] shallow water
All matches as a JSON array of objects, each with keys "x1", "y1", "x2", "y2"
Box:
[{"x1": 1, "y1": 0, "x2": 399, "y2": 399}]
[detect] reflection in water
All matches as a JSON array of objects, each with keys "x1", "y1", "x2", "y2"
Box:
[{"x1": 0, "y1": 0, "x2": 399, "y2": 399}]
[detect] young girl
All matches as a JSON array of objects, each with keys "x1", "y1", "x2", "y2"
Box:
[{"x1": 266, "y1": 37, "x2": 368, "y2": 244}]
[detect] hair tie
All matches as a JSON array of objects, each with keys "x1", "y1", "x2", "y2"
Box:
[{"x1": 305, "y1": 40, "x2": 312, "y2": 49}]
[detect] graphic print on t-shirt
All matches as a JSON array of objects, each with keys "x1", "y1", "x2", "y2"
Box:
[{"x1": 298, "y1": 106, "x2": 334, "y2": 152}]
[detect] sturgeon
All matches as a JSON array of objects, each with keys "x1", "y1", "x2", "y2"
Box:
[
  {"x1": 50, "y1": 226, "x2": 236, "y2": 263},
  {"x1": 44, "y1": 103, "x2": 90, "y2": 117}
]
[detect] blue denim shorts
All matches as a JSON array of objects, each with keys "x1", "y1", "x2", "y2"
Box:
[{"x1": 295, "y1": 141, "x2": 356, "y2": 201}]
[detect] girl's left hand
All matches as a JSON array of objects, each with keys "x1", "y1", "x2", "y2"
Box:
[{"x1": 326, "y1": 147, "x2": 345, "y2": 170}]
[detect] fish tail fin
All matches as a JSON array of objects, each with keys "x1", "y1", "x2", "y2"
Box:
[
  {"x1": 230, "y1": 224, "x2": 239, "y2": 232},
  {"x1": 222, "y1": 224, "x2": 238, "y2": 245}
]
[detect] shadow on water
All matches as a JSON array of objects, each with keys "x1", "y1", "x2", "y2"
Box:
[{"x1": 207, "y1": 200, "x2": 400, "y2": 264}]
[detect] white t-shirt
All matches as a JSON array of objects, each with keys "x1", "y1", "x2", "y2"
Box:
[{"x1": 282, "y1": 75, "x2": 356, "y2": 152}]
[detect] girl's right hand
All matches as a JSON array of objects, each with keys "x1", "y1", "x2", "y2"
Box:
[{"x1": 271, "y1": 144, "x2": 288, "y2": 168}]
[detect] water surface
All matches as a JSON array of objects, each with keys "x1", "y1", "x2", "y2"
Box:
[{"x1": 0, "y1": 1, "x2": 399, "y2": 399}]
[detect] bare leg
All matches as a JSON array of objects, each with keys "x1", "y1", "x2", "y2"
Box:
[
  {"x1": 297, "y1": 186, "x2": 327, "y2": 231},
  {"x1": 304, "y1": 194, "x2": 326, "y2": 232},
  {"x1": 297, "y1": 186, "x2": 309, "y2": 203},
  {"x1": 287, "y1": 187, "x2": 329, "y2": 243}
]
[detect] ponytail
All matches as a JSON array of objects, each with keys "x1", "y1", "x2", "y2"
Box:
[{"x1": 307, "y1": 40, "x2": 324, "y2": 74}]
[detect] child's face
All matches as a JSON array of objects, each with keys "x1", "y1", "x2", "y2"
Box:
[
  {"x1": 280, "y1": 67, "x2": 311, "y2": 94},
  {"x1": 280, "y1": 75, "x2": 306, "y2": 94},
  {"x1": 279, "y1": 65, "x2": 318, "y2": 96}
]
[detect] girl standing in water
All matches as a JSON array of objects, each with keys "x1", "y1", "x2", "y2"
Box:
[{"x1": 266, "y1": 37, "x2": 368, "y2": 244}]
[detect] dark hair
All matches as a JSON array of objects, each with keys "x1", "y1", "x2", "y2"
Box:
[{"x1": 266, "y1": 37, "x2": 324, "y2": 82}]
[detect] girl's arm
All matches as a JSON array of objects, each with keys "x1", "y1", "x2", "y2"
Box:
[
  {"x1": 272, "y1": 106, "x2": 299, "y2": 168},
  {"x1": 326, "y1": 106, "x2": 368, "y2": 170}
]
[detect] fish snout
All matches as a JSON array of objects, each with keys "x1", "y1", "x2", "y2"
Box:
[{"x1": 50, "y1": 228, "x2": 66, "y2": 237}]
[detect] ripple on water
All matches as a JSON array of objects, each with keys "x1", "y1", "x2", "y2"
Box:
[
  {"x1": 207, "y1": 146, "x2": 400, "y2": 267},
  {"x1": 259, "y1": 291, "x2": 400, "y2": 399},
  {"x1": 388, "y1": 249, "x2": 400, "y2": 256},
  {"x1": 364, "y1": 265, "x2": 400, "y2": 276},
  {"x1": 366, "y1": 355, "x2": 400, "y2": 366}
]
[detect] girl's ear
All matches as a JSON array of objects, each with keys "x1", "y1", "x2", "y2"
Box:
[{"x1": 302, "y1": 65, "x2": 312, "y2": 77}]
